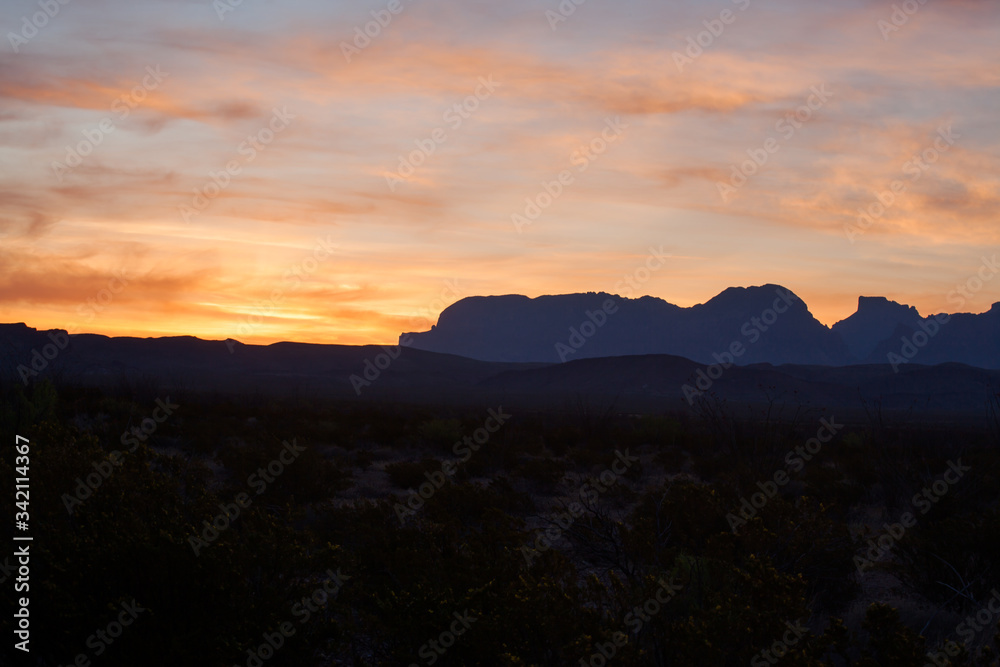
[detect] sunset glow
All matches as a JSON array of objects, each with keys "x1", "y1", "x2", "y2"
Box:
[{"x1": 2, "y1": 0, "x2": 998, "y2": 345}]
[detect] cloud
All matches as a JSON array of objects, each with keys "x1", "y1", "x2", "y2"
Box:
[{"x1": 1, "y1": 0, "x2": 998, "y2": 343}]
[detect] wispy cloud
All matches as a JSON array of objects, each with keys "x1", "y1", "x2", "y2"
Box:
[{"x1": 2, "y1": 0, "x2": 998, "y2": 341}]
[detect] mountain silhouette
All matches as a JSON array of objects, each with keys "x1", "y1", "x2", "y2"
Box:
[
  {"x1": 831, "y1": 296, "x2": 924, "y2": 361},
  {"x1": 862, "y1": 303, "x2": 1000, "y2": 369},
  {"x1": 3, "y1": 319, "x2": 1000, "y2": 419},
  {"x1": 403, "y1": 286, "x2": 1000, "y2": 368},
  {"x1": 403, "y1": 285, "x2": 850, "y2": 365}
]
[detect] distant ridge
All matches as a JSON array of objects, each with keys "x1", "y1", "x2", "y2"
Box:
[
  {"x1": 402, "y1": 286, "x2": 1000, "y2": 368},
  {"x1": 831, "y1": 296, "x2": 923, "y2": 360},
  {"x1": 3, "y1": 321, "x2": 999, "y2": 419}
]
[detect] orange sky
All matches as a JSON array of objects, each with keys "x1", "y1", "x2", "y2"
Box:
[{"x1": 1, "y1": 0, "x2": 998, "y2": 345}]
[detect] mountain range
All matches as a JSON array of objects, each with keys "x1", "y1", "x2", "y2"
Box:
[
  {"x1": 2, "y1": 285, "x2": 998, "y2": 420},
  {"x1": 402, "y1": 285, "x2": 1000, "y2": 369},
  {"x1": 2, "y1": 318, "x2": 998, "y2": 420}
]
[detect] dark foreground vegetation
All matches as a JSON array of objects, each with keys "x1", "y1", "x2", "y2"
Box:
[{"x1": 2, "y1": 379, "x2": 999, "y2": 666}]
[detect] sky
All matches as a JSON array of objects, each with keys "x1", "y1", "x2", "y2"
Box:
[{"x1": 1, "y1": 0, "x2": 998, "y2": 346}]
